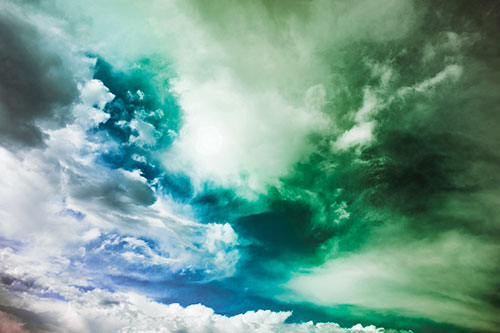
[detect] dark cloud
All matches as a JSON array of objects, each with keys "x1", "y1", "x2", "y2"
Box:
[
  {"x1": 0, "y1": 305, "x2": 58, "y2": 333},
  {"x1": 0, "y1": 11, "x2": 78, "y2": 149},
  {"x1": 68, "y1": 170, "x2": 156, "y2": 212},
  {"x1": 0, "y1": 275, "x2": 60, "y2": 333},
  {"x1": 0, "y1": 273, "x2": 38, "y2": 295}
]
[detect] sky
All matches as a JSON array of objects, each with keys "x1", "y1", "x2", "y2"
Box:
[{"x1": 0, "y1": 0, "x2": 499, "y2": 332}]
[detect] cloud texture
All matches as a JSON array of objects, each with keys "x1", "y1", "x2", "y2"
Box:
[{"x1": 0, "y1": 0, "x2": 499, "y2": 332}]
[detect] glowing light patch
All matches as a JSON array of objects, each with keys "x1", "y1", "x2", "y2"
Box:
[{"x1": 194, "y1": 125, "x2": 224, "y2": 156}]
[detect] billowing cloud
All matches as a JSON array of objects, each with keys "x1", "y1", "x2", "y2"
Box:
[
  {"x1": 0, "y1": 262, "x2": 407, "y2": 333},
  {"x1": 36, "y1": 0, "x2": 419, "y2": 195}
]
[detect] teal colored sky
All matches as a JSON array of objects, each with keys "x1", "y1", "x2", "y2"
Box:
[{"x1": 0, "y1": 0, "x2": 499, "y2": 332}]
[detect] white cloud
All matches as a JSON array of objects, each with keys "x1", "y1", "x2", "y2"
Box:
[
  {"x1": 333, "y1": 62, "x2": 464, "y2": 152},
  {"x1": 0, "y1": 138, "x2": 240, "y2": 282},
  {"x1": 73, "y1": 80, "x2": 113, "y2": 129},
  {"x1": 334, "y1": 122, "x2": 375, "y2": 150},
  {"x1": 2, "y1": 238, "x2": 402, "y2": 333},
  {"x1": 333, "y1": 89, "x2": 379, "y2": 151},
  {"x1": 398, "y1": 64, "x2": 464, "y2": 97},
  {"x1": 80, "y1": 79, "x2": 115, "y2": 110},
  {"x1": 0, "y1": 263, "x2": 408, "y2": 333},
  {"x1": 164, "y1": 73, "x2": 329, "y2": 196},
  {"x1": 130, "y1": 118, "x2": 161, "y2": 147},
  {"x1": 0, "y1": 47, "x2": 241, "y2": 284},
  {"x1": 35, "y1": 0, "x2": 333, "y2": 195}
]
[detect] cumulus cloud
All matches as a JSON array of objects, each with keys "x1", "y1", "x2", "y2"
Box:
[{"x1": 0, "y1": 263, "x2": 407, "y2": 333}]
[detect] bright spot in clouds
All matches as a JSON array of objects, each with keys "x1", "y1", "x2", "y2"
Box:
[{"x1": 194, "y1": 125, "x2": 224, "y2": 156}]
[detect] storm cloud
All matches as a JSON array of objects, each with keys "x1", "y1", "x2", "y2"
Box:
[{"x1": 0, "y1": 8, "x2": 77, "y2": 148}]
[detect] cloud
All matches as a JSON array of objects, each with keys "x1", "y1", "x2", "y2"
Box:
[
  {"x1": 1, "y1": 1, "x2": 500, "y2": 332},
  {"x1": 0, "y1": 269, "x2": 409, "y2": 333},
  {"x1": 3, "y1": 0, "x2": 422, "y2": 196},
  {"x1": 79, "y1": 79, "x2": 115, "y2": 111},
  {"x1": 0, "y1": 49, "x2": 240, "y2": 290},
  {"x1": 165, "y1": 75, "x2": 328, "y2": 195},
  {"x1": 0, "y1": 311, "x2": 30, "y2": 333},
  {"x1": 0, "y1": 132, "x2": 240, "y2": 282},
  {"x1": 39, "y1": 0, "x2": 419, "y2": 195},
  {"x1": 1, "y1": 236, "x2": 396, "y2": 333},
  {"x1": 0, "y1": 5, "x2": 79, "y2": 149},
  {"x1": 334, "y1": 122, "x2": 375, "y2": 151},
  {"x1": 129, "y1": 118, "x2": 161, "y2": 147},
  {"x1": 161, "y1": 0, "x2": 418, "y2": 194},
  {"x1": 285, "y1": 230, "x2": 500, "y2": 332},
  {"x1": 0, "y1": 305, "x2": 56, "y2": 333},
  {"x1": 238, "y1": 2, "x2": 500, "y2": 331},
  {"x1": 333, "y1": 89, "x2": 380, "y2": 150},
  {"x1": 397, "y1": 64, "x2": 463, "y2": 96}
]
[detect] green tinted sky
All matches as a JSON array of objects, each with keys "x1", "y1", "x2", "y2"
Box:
[{"x1": 1, "y1": 0, "x2": 499, "y2": 332}]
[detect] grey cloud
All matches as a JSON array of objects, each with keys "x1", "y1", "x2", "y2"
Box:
[
  {"x1": 0, "y1": 10, "x2": 78, "y2": 149},
  {"x1": 0, "y1": 273, "x2": 39, "y2": 295},
  {"x1": 68, "y1": 171, "x2": 156, "y2": 212},
  {"x1": 0, "y1": 305, "x2": 58, "y2": 333}
]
